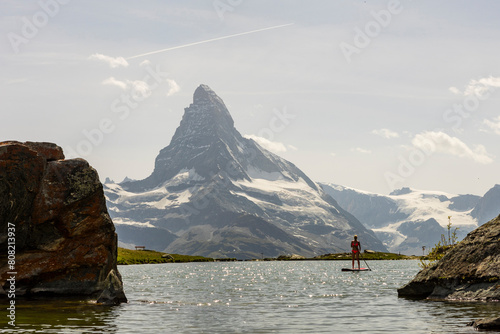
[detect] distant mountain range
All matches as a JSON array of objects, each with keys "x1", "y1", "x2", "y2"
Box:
[
  {"x1": 320, "y1": 184, "x2": 500, "y2": 255},
  {"x1": 104, "y1": 85, "x2": 387, "y2": 259}
]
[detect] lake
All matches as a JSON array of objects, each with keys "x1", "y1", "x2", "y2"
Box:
[{"x1": 4, "y1": 260, "x2": 500, "y2": 333}]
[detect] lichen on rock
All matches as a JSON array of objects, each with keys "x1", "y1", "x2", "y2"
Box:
[
  {"x1": 0, "y1": 141, "x2": 126, "y2": 304},
  {"x1": 398, "y1": 214, "x2": 500, "y2": 301}
]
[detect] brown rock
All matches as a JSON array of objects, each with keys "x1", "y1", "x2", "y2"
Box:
[
  {"x1": 398, "y1": 215, "x2": 500, "y2": 301},
  {"x1": 24, "y1": 141, "x2": 65, "y2": 161},
  {"x1": 0, "y1": 141, "x2": 126, "y2": 304},
  {"x1": 467, "y1": 317, "x2": 500, "y2": 330},
  {"x1": 0, "y1": 140, "x2": 64, "y2": 161}
]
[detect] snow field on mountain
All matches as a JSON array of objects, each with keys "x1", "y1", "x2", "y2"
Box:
[{"x1": 232, "y1": 169, "x2": 346, "y2": 228}]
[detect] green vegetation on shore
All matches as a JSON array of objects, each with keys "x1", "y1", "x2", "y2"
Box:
[
  {"x1": 117, "y1": 248, "x2": 217, "y2": 265},
  {"x1": 118, "y1": 248, "x2": 416, "y2": 265},
  {"x1": 419, "y1": 219, "x2": 459, "y2": 268}
]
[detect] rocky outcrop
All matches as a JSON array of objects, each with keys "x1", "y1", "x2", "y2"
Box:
[
  {"x1": 398, "y1": 214, "x2": 500, "y2": 301},
  {"x1": 467, "y1": 317, "x2": 500, "y2": 330},
  {"x1": 0, "y1": 141, "x2": 126, "y2": 304}
]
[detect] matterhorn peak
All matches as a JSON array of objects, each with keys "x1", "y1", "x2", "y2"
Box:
[
  {"x1": 171, "y1": 84, "x2": 235, "y2": 142},
  {"x1": 193, "y1": 84, "x2": 222, "y2": 104},
  {"x1": 185, "y1": 84, "x2": 233, "y2": 125},
  {"x1": 106, "y1": 84, "x2": 388, "y2": 259}
]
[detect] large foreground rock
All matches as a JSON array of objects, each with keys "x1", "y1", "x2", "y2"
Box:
[
  {"x1": 0, "y1": 141, "x2": 126, "y2": 304},
  {"x1": 398, "y1": 215, "x2": 500, "y2": 301}
]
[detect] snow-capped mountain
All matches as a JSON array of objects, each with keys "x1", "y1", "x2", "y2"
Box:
[
  {"x1": 471, "y1": 184, "x2": 500, "y2": 225},
  {"x1": 104, "y1": 85, "x2": 387, "y2": 259},
  {"x1": 321, "y1": 183, "x2": 499, "y2": 255}
]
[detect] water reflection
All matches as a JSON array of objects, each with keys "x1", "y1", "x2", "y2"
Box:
[
  {"x1": 2, "y1": 298, "x2": 119, "y2": 333},
  {"x1": 2, "y1": 261, "x2": 500, "y2": 333}
]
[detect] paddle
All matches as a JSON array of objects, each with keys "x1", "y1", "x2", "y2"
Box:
[{"x1": 360, "y1": 253, "x2": 372, "y2": 271}]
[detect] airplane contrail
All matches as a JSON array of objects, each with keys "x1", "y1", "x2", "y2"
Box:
[{"x1": 126, "y1": 23, "x2": 294, "y2": 60}]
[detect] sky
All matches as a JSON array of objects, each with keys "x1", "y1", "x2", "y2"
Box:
[{"x1": 1, "y1": 0, "x2": 500, "y2": 196}]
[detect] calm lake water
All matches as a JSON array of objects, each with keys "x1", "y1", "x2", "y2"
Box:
[{"x1": 3, "y1": 260, "x2": 500, "y2": 333}]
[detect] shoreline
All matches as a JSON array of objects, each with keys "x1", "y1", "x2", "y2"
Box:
[{"x1": 117, "y1": 247, "x2": 418, "y2": 265}]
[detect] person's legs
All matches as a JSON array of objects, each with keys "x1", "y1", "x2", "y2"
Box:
[
  {"x1": 356, "y1": 253, "x2": 360, "y2": 269},
  {"x1": 352, "y1": 252, "x2": 355, "y2": 269}
]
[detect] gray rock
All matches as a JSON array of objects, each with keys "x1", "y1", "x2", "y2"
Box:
[
  {"x1": 398, "y1": 214, "x2": 500, "y2": 301},
  {"x1": 97, "y1": 269, "x2": 127, "y2": 305}
]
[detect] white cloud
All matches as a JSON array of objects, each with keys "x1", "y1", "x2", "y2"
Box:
[
  {"x1": 484, "y1": 116, "x2": 500, "y2": 135},
  {"x1": 244, "y1": 135, "x2": 287, "y2": 153},
  {"x1": 351, "y1": 147, "x2": 371, "y2": 154},
  {"x1": 451, "y1": 76, "x2": 500, "y2": 98},
  {"x1": 102, "y1": 77, "x2": 127, "y2": 90},
  {"x1": 89, "y1": 53, "x2": 129, "y2": 68},
  {"x1": 287, "y1": 144, "x2": 298, "y2": 151},
  {"x1": 139, "y1": 59, "x2": 152, "y2": 67},
  {"x1": 166, "y1": 79, "x2": 180, "y2": 97},
  {"x1": 102, "y1": 77, "x2": 152, "y2": 98},
  {"x1": 371, "y1": 128, "x2": 399, "y2": 139},
  {"x1": 412, "y1": 131, "x2": 493, "y2": 164},
  {"x1": 129, "y1": 80, "x2": 152, "y2": 98}
]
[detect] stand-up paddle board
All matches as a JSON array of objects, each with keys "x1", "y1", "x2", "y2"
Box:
[{"x1": 341, "y1": 268, "x2": 371, "y2": 272}]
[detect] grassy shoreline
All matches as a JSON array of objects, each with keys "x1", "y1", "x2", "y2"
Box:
[
  {"x1": 117, "y1": 248, "x2": 217, "y2": 265},
  {"x1": 309, "y1": 252, "x2": 416, "y2": 261},
  {"x1": 117, "y1": 248, "x2": 416, "y2": 265}
]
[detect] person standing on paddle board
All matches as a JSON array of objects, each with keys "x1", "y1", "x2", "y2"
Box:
[{"x1": 351, "y1": 235, "x2": 361, "y2": 269}]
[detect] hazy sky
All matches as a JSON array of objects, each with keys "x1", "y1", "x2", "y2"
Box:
[{"x1": 2, "y1": 0, "x2": 500, "y2": 196}]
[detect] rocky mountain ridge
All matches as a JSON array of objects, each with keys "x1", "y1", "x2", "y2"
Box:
[
  {"x1": 471, "y1": 184, "x2": 500, "y2": 225},
  {"x1": 105, "y1": 85, "x2": 387, "y2": 259},
  {"x1": 321, "y1": 183, "x2": 499, "y2": 255}
]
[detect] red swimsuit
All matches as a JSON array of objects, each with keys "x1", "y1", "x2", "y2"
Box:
[{"x1": 351, "y1": 241, "x2": 360, "y2": 254}]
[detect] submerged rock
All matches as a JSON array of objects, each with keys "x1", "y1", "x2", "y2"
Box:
[
  {"x1": 467, "y1": 317, "x2": 500, "y2": 330},
  {"x1": 96, "y1": 269, "x2": 126, "y2": 305},
  {"x1": 398, "y1": 214, "x2": 500, "y2": 301},
  {"x1": 0, "y1": 141, "x2": 126, "y2": 304}
]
